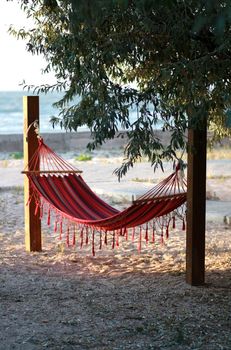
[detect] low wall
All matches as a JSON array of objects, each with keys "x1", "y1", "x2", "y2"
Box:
[
  {"x1": 0, "y1": 130, "x2": 173, "y2": 153},
  {"x1": 0, "y1": 132, "x2": 127, "y2": 153}
]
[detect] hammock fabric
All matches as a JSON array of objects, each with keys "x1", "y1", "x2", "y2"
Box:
[{"x1": 24, "y1": 137, "x2": 187, "y2": 254}]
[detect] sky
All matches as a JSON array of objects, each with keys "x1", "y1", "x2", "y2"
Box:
[{"x1": 0, "y1": 1, "x2": 56, "y2": 91}]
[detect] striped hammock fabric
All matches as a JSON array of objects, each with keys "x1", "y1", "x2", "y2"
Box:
[{"x1": 24, "y1": 138, "x2": 187, "y2": 254}]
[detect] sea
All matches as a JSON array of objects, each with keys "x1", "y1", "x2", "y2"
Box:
[
  {"x1": 0, "y1": 90, "x2": 161, "y2": 135},
  {"x1": 0, "y1": 91, "x2": 70, "y2": 134}
]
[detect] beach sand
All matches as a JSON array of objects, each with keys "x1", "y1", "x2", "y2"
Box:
[{"x1": 0, "y1": 144, "x2": 231, "y2": 349}]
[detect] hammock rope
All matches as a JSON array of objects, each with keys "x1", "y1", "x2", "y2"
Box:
[{"x1": 24, "y1": 137, "x2": 187, "y2": 254}]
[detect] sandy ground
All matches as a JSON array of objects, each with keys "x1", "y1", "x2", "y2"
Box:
[{"x1": 0, "y1": 153, "x2": 231, "y2": 350}]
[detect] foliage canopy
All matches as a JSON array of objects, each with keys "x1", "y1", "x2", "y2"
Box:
[{"x1": 11, "y1": 0, "x2": 231, "y2": 177}]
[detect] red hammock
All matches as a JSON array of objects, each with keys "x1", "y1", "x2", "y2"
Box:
[{"x1": 24, "y1": 138, "x2": 187, "y2": 253}]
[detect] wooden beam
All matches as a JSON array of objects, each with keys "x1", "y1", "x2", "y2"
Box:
[
  {"x1": 21, "y1": 170, "x2": 83, "y2": 174},
  {"x1": 23, "y1": 96, "x2": 42, "y2": 251},
  {"x1": 186, "y1": 126, "x2": 207, "y2": 285}
]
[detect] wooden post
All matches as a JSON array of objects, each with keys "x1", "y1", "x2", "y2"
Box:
[
  {"x1": 23, "y1": 96, "x2": 42, "y2": 251},
  {"x1": 186, "y1": 126, "x2": 207, "y2": 285}
]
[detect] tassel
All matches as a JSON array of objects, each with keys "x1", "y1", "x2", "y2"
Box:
[
  {"x1": 152, "y1": 229, "x2": 155, "y2": 243},
  {"x1": 85, "y1": 226, "x2": 89, "y2": 245},
  {"x1": 80, "y1": 228, "x2": 84, "y2": 248},
  {"x1": 34, "y1": 202, "x2": 39, "y2": 216},
  {"x1": 72, "y1": 226, "x2": 76, "y2": 246},
  {"x1": 172, "y1": 216, "x2": 176, "y2": 229},
  {"x1": 47, "y1": 208, "x2": 51, "y2": 226},
  {"x1": 99, "y1": 231, "x2": 102, "y2": 250},
  {"x1": 112, "y1": 231, "x2": 115, "y2": 249},
  {"x1": 39, "y1": 204, "x2": 44, "y2": 219},
  {"x1": 104, "y1": 231, "x2": 108, "y2": 245},
  {"x1": 166, "y1": 226, "x2": 169, "y2": 239},
  {"x1": 145, "y1": 223, "x2": 149, "y2": 244},
  {"x1": 125, "y1": 227, "x2": 128, "y2": 241},
  {"x1": 92, "y1": 229, "x2": 95, "y2": 256},
  {"x1": 152, "y1": 222, "x2": 155, "y2": 243},
  {"x1": 138, "y1": 226, "x2": 142, "y2": 253},
  {"x1": 54, "y1": 220, "x2": 58, "y2": 233},
  {"x1": 182, "y1": 219, "x2": 186, "y2": 231},
  {"x1": 116, "y1": 230, "x2": 119, "y2": 247},
  {"x1": 132, "y1": 227, "x2": 135, "y2": 242},
  {"x1": 161, "y1": 228, "x2": 164, "y2": 245}
]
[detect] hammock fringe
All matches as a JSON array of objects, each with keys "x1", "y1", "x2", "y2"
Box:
[{"x1": 27, "y1": 196, "x2": 186, "y2": 254}]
